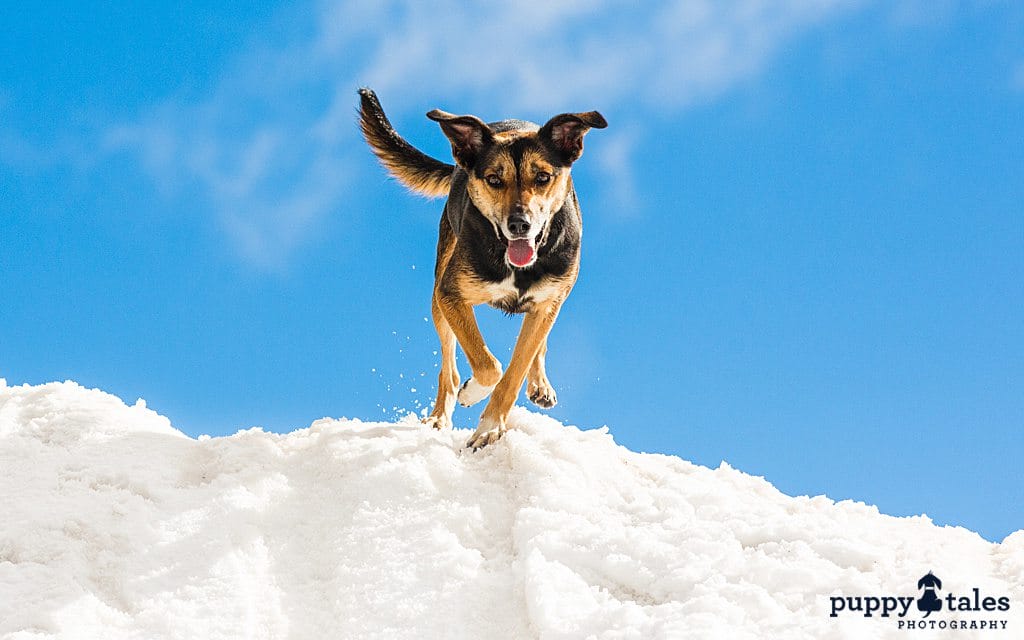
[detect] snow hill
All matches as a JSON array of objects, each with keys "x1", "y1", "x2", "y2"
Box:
[{"x1": 1, "y1": 380, "x2": 1021, "y2": 640}]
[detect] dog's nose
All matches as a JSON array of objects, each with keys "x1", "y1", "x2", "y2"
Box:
[{"x1": 508, "y1": 213, "x2": 531, "y2": 237}]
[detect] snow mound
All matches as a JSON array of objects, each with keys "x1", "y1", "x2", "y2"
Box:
[{"x1": 1, "y1": 380, "x2": 1021, "y2": 639}]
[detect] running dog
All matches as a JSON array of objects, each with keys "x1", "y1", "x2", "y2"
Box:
[{"x1": 358, "y1": 88, "x2": 606, "y2": 449}]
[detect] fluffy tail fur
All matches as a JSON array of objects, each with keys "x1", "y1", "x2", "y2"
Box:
[{"x1": 359, "y1": 88, "x2": 454, "y2": 197}]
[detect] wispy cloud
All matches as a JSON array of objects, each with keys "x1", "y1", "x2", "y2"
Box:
[
  {"x1": 105, "y1": 0, "x2": 865, "y2": 268},
  {"x1": 329, "y1": 0, "x2": 864, "y2": 113},
  {"x1": 592, "y1": 125, "x2": 642, "y2": 217},
  {"x1": 105, "y1": 109, "x2": 351, "y2": 270}
]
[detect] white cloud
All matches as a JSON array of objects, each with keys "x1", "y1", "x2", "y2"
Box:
[
  {"x1": 332, "y1": 0, "x2": 864, "y2": 113},
  {"x1": 107, "y1": 115, "x2": 351, "y2": 270},
  {"x1": 109, "y1": 0, "x2": 866, "y2": 268},
  {"x1": 592, "y1": 125, "x2": 642, "y2": 216}
]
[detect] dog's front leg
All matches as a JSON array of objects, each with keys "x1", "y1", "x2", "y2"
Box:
[
  {"x1": 467, "y1": 300, "x2": 563, "y2": 450},
  {"x1": 436, "y1": 292, "x2": 504, "y2": 407},
  {"x1": 526, "y1": 337, "x2": 557, "y2": 409}
]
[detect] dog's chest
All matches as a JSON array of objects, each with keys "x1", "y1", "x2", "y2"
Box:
[{"x1": 483, "y1": 274, "x2": 562, "y2": 314}]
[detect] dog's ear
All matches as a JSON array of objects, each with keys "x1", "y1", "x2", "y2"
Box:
[
  {"x1": 539, "y1": 111, "x2": 607, "y2": 164},
  {"x1": 426, "y1": 109, "x2": 493, "y2": 168}
]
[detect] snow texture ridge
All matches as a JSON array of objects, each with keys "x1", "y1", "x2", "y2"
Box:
[{"x1": 1, "y1": 380, "x2": 1021, "y2": 639}]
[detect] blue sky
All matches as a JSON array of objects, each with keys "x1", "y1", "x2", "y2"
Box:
[{"x1": 2, "y1": 1, "x2": 1022, "y2": 541}]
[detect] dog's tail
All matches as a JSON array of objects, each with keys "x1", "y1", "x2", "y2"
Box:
[{"x1": 358, "y1": 88, "x2": 454, "y2": 198}]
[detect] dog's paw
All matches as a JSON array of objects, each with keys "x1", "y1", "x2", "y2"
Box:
[
  {"x1": 466, "y1": 417, "x2": 505, "y2": 450},
  {"x1": 458, "y1": 378, "x2": 496, "y2": 407},
  {"x1": 527, "y1": 378, "x2": 557, "y2": 409},
  {"x1": 421, "y1": 413, "x2": 452, "y2": 431}
]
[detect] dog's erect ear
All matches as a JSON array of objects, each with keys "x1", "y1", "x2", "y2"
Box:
[
  {"x1": 539, "y1": 111, "x2": 607, "y2": 164},
  {"x1": 426, "y1": 109, "x2": 493, "y2": 168}
]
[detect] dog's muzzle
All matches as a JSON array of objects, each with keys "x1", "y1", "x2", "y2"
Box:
[{"x1": 504, "y1": 213, "x2": 535, "y2": 267}]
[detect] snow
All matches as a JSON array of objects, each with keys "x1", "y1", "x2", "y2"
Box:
[{"x1": 1, "y1": 380, "x2": 1021, "y2": 639}]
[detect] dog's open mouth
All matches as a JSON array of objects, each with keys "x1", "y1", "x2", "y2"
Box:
[
  {"x1": 495, "y1": 223, "x2": 545, "y2": 269},
  {"x1": 506, "y1": 239, "x2": 535, "y2": 267}
]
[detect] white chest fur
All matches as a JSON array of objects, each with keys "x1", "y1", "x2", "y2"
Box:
[
  {"x1": 481, "y1": 274, "x2": 565, "y2": 313},
  {"x1": 482, "y1": 274, "x2": 519, "y2": 301}
]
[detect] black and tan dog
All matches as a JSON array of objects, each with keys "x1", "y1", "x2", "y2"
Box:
[{"x1": 358, "y1": 88, "x2": 606, "y2": 449}]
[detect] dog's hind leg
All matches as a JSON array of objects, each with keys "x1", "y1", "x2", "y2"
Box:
[
  {"x1": 526, "y1": 338, "x2": 557, "y2": 409},
  {"x1": 436, "y1": 294, "x2": 503, "y2": 407},
  {"x1": 423, "y1": 294, "x2": 459, "y2": 430}
]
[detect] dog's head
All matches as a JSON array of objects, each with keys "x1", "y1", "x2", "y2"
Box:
[{"x1": 427, "y1": 107, "x2": 607, "y2": 269}]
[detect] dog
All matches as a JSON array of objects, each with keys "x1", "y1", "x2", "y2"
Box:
[{"x1": 358, "y1": 88, "x2": 606, "y2": 449}]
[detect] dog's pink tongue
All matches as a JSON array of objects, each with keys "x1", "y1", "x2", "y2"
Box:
[{"x1": 507, "y1": 239, "x2": 535, "y2": 267}]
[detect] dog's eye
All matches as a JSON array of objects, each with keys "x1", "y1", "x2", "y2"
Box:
[
  {"x1": 535, "y1": 172, "x2": 551, "y2": 185},
  {"x1": 486, "y1": 176, "x2": 503, "y2": 188}
]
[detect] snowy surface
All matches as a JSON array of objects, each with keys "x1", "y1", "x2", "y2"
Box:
[{"x1": 1, "y1": 380, "x2": 1021, "y2": 639}]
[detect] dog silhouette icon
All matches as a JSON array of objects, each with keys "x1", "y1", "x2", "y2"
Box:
[{"x1": 916, "y1": 572, "x2": 943, "y2": 617}]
